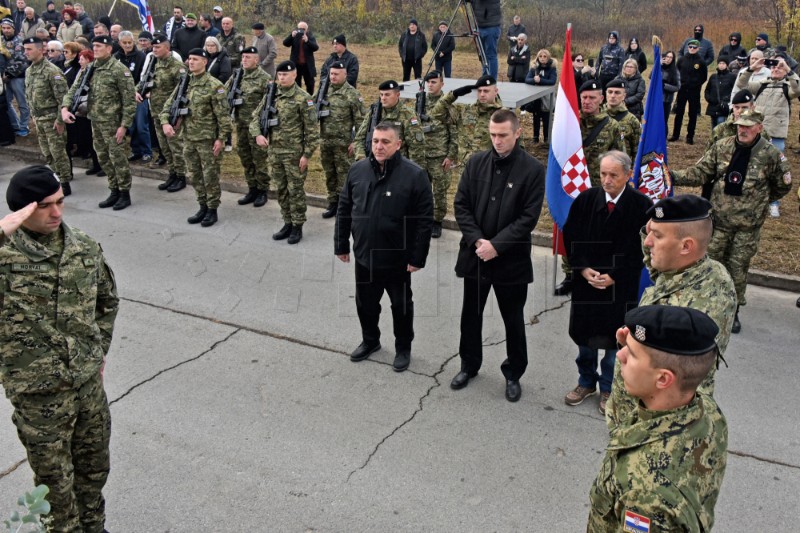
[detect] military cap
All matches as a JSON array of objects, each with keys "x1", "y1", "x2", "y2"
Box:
[
  {"x1": 329, "y1": 61, "x2": 346, "y2": 70},
  {"x1": 378, "y1": 80, "x2": 402, "y2": 90},
  {"x1": 731, "y1": 89, "x2": 753, "y2": 104},
  {"x1": 22, "y1": 37, "x2": 43, "y2": 45},
  {"x1": 624, "y1": 305, "x2": 718, "y2": 356},
  {"x1": 188, "y1": 48, "x2": 208, "y2": 59},
  {"x1": 0, "y1": 18, "x2": 14, "y2": 27},
  {"x1": 276, "y1": 60, "x2": 296, "y2": 72},
  {"x1": 647, "y1": 195, "x2": 711, "y2": 222},
  {"x1": 241, "y1": 46, "x2": 258, "y2": 55},
  {"x1": 605, "y1": 78, "x2": 626, "y2": 89},
  {"x1": 93, "y1": 35, "x2": 113, "y2": 45},
  {"x1": 424, "y1": 70, "x2": 442, "y2": 81},
  {"x1": 185, "y1": 13, "x2": 197, "y2": 20},
  {"x1": 579, "y1": 79, "x2": 602, "y2": 93},
  {"x1": 7, "y1": 165, "x2": 62, "y2": 211},
  {"x1": 687, "y1": 39, "x2": 700, "y2": 46},
  {"x1": 333, "y1": 34, "x2": 346, "y2": 46},
  {"x1": 151, "y1": 33, "x2": 169, "y2": 45},
  {"x1": 734, "y1": 109, "x2": 764, "y2": 126},
  {"x1": 475, "y1": 74, "x2": 496, "y2": 86},
  {"x1": 251, "y1": 23, "x2": 265, "y2": 30}
]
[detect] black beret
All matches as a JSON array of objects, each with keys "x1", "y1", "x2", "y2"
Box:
[
  {"x1": 251, "y1": 22, "x2": 265, "y2": 30},
  {"x1": 424, "y1": 70, "x2": 442, "y2": 81},
  {"x1": 647, "y1": 195, "x2": 711, "y2": 222},
  {"x1": 276, "y1": 60, "x2": 296, "y2": 72},
  {"x1": 7, "y1": 165, "x2": 62, "y2": 211},
  {"x1": 605, "y1": 78, "x2": 626, "y2": 89},
  {"x1": 22, "y1": 37, "x2": 43, "y2": 45},
  {"x1": 138, "y1": 31, "x2": 153, "y2": 40},
  {"x1": 378, "y1": 79, "x2": 402, "y2": 90},
  {"x1": 624, "y1": 305, "x2": 718, "y2": 356},
  {"x1": 188, "y1": 48, "x2": 208, "y2": 59},
  {"x1": 475, "y1": 74, "x2": 496, "y2": 86},
  {"x1": 329, "y1": 61, "x2": 346, "y2": 70},
  {"x1": 92, "y1": 35, "x2": 113, "y2": 45},
  {"x1": 332, "y1": 33, "x2": 346, "y2": 46},
  {"x1": 151, "y1": 33, "x2": 169, "y2": 45},
  {"x1": 241, "y1": 46, "x2": 258, "y2": 55},
  {"x1": 579, "y1": 79, "x2": 602, "y2": 93},
  {"x1": 731, "y1": 89, "x2": 753, "y2": 104}
]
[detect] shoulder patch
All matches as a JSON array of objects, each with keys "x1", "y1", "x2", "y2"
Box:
[
  {"x1": 410, "y1": 117, "x2": 418, "y2": 125},
  {"x1": 179, "y1": 69, "x2": 186, "y2": 74},
  {"x1": 54, "y1": 75, "x2": 62, "y2": 80},
  {"x1": 358, "y1": 96, "x2": 364, "y2": 102},
  {"x1": 307, "y1": 99, "x2": 314, "y2": 106},
  {"x1": 123, "y1": 71, "x2": 131, "y2": 77},
  {"x1": 217, "y1": 88, "x2": 225, "y2": 93},
  {"x1": 623, "y1": 510, "x2": 650, "y2": 533},
  {"x1": 783, "y1": 172, "x2": 792, "y2": 185},
  {"x1": 780, "y1": 153, "x2": 787, "y2": 162}
]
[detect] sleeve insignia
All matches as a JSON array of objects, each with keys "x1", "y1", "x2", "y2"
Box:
[
  {"x1": 307, "y1": 99, "x2": 314, "y2": 106},
  {"x1": 217, "y1": 88, "x2": 225, "y2": 93},
  {"x1": 124, "y1": 71, "x2": 131, "y2": 77},
  {"x1": 783, "y1": 172, "x2": 792, "y2": 184},
  {"x1": 410, "y1": 118, "x2": 418, "y2": 125},
  {"x1": 54, "y1": 75, "x2": 62, "y2": 80},
  {"x1": 780, "y1": 153, "x2": 788, "y2": 162}
]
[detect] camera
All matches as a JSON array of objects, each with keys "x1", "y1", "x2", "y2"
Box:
[
  {"x1": 296, "y1": 28, "x2": 305, "y2": 36},
  {"x1": 764, "y1": 58, "x2": 779, "y2": 67},
  {"x1": 588, "y1": 58, "x2": 594, "y2": 68}
]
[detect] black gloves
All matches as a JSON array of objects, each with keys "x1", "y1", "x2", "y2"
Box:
[{"x1": 452, "y1": 85, "x2": 475, "y2": 98}]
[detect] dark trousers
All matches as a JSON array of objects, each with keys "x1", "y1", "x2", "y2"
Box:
[
  {"x1": 402, "y1": 59, "x2": 422, "y2": 82},
  {"x1": 532, "y1": 99, "x2": 550, "y2": 141},
  {"x1": 458, "y1": 278, "x2": 529, "y2": 380},
  {"x1": 355, "y1": 261, "x2": 414, "y2": 350},
  {"x1": 295, "y1": 63, "x2": 315, "y2": 94},
  {"x1": 434, "y1": 57, "x2": 452, "y2": 77},
  {"x1": 663, "y1": 102, "x2": 671, "y2": 138},
  {"x1": 671, "y1": 85, "x2": 701, "y2": 140}
]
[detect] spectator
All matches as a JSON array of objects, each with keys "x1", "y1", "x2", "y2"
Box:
[
  {"x1": 115, "y1": 30, "x2": 151, "y2": 163},
  {"x1": 679, "y1": 23, "x2": 714, "y2": 66},
  {"x1": 571, "y1": 52, "x2": 593, "y2": 102},
  {"x1": 45, "y1": 22, "x2": 56, "y2": 40},
  {"x1": 431, "y1": 21, "x2": 455, "y2": 78},
  {"x1": 319, "y1": 33, "x2": 358, "y2": 87},
  {"x1": 74, "y1": 48, "x2": 103, "y2": 174},
  {"x1": 524, "y1": 49, "x2": 557, "y2": 144},
  {"x1": 251, "y1": 22, "x2": 276, "y2": 77},
  {"x1": 199, "y1": 14, "x2": 219, "y2": 38},
  {"x1": 46, "y1": 39, "x2": 64, "y2": 69},
  {"x1": 749, "y1": 32, "x2": 773, "y2": 57},
  {"x1": 596, "y1": 31, "x2": 625, "y2": 89},
  {"x1": 173, "y1": 13, "x2": 207, "y2": 61},
  {"x1": 162, "y1": 5, "x2": 184, "y2": 43},
  {"x1": 398, "y1": 18, "x2": 426, "y2": 82},
  {"x1": 41, "y1": 0, "x2": 59, "y2": 26},
  {"x1": 109, "y1": 23, "x2": 123, "y2": 54},
  {"x1": 56, "y1": 7, "x2": 81, "y2": 42},
  {"x1": 1, "y1": 18, "x2": 28, "y2": 137},
  {"x1": 704, "y1": 56, "x2": 735, "y2": 128},
  {"x1": 731, "y1": 49, "x2": 769, "y2": 102},
  {"x1": 473, "y1": 0, "x2": 502, "y2": 78},
  {"x1": 218, "y1": 17, "x2": 245, "y2": 69},
  {"x1": 617, "y1": 58, "x2": 646, "y2": 119},
  {"x1": 35, "y1": 26, "x2": 49, "y2": 42},
  {"x1": 93, "y1": 22, "x2": 107, "y2": 36},
  {"x1": 719, "y1": 32, "x2": 746, "y2": 65},
  {"x1": 0, "y1": 43, "x2": 16, "y2": 146},
  {"x1": 11, "y1": 0, "x2": 23, "y2": 33},
  {"x1": 283, "y1": 20, "x2": 319, "y2": 93},
  {"x1": 657, "y1": 50, "x2": 681, "y2": 137},
  {"x1": 506, "y1": 15, "x2": 525, "y2": 46},
  {"x1": 211, "y1": 6, "x2": 223, "y2": 31},
  {"x1": 204, "y1": 36, "x2": 231, "y2": 83},
  {"x1": 21, "y1": 6, "x2": 43, "y2": 39},
  {"x1": 137, "y1": 30, "x2": 153, "y2": 53},
  {"x1": 73, "y1": 3, "x2": 92, "y2": 39},
  {"x1": 625, "y1": 37, "x2": 647, "y2": 73},
  {"x1": 669, "y1": 39, "x2": 707, "y2": 144},
  {"x1": 506, "y1": 33, "x2": 529, "y2": 82}
]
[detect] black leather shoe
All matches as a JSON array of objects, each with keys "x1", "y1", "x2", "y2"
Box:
[
  {"x1": 188, "y1": 205, "x2": 207, "y2": 224},
  {"x1": 431, "y1": 222, "x2": 442, "y2": 238},
  {"x1": 200, "y1": 208, "x2": 218, "y2": 227},
  {"x1": 153, "y1": 154, "x2": 167, "y2": 166},
  {"x1": 167, "y1": 176, "x2": 186, "y2": 192},
  {"x1": 128, "y1": 153, "x2": 142, "y2": 162},
  {"x1": 450, "y1": 370, "x2": 477, "y2": 390},
  {"x1": 686, "y1": 137, "x2": 694, "y2": 145},
  {"x1": 554, "y1": 275, "x2": 573, "y2": 296},
  {"x1": 667, "y1": 136, "x2": 679, "y2": 142},
  {"x1": 321, "y1": 202, "x2": 337, "y2": 218},
  {"x1": 393, "y1": 350, "x2": 410, "y2": 372},
  {"x1": 253, "y1": 189, "x2": 268, "y2": 207},
  {"x1": 98, "y1": 189, "x2": 120, "y2": 208},
  {"x1": 238, "y1": 187, "x2": 257, "y2": 205},
  {"x1": 505, "y1": 380, "x2": 521, "y2": 402},
  {"x1": 61, "y1": 182, "x2": 72, "y2": 196},
  {"x1": 97, "y1": 170, "x2": 106, "y2": 177},
  {"x1": 112, "y1": 190, "x2": 131, "y2": 210},
  {"x1": 287, "y1": 225, "x2": 303, "y2": 245},
  {"x1": 350, "y1": 342, "x2": 381, "y2": 362},
  {"x1": 272, "y1": 223, "x2": 293, "y2": 240},
  {"x1": 85, "y1": 166, "x2": 102, "y2": 175},
  {"x1": 159, "y1": 172, "x2": 176, "y2": 190},
  {"x1": 731, "y1": 311, "x2": 741, "y2": 334}
]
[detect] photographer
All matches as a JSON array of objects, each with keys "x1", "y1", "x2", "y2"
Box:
[{"x1": 283, "y1": 21, "x2": 318, "y2": 94}]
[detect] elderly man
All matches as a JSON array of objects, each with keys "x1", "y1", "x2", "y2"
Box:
[
  {"x1": 21, "y1": 6, "x2": 43, "y2": 39},
  {"x1": 218, "y1": 16, "x2": 246, "y2": 69},
  {"x1": 283, "y1": 21, "x2": 319, "y2": 94},
  {"x1": 251, "y1": 22, "x2": 276, "y2": 77}
]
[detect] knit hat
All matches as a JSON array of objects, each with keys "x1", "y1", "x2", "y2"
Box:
[{"x1": 332, "y1": 34, "x2": 346, "y2": 46}]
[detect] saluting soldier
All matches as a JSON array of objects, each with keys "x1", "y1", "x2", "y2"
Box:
[
  {"x1": 23, "y1": 36, "x2": 73, "y2": 195},
  {"x1": 353, "y1": 79, "x2": 425, "y2": 163},
  {"x1": 251, "y1": 60, "x2": 319, "y2": 245},
  {"x1": 160, "y1": 48, "x2": 231, "y2": 227},
  {"x1": 61, "y1": 35, "x2": 136, "y2": 210},
  {"x1": 604, "y1": 79, "x2": 641, "y2": 160},
  {"x1": 315, "y1": 60, "x2": 365, "y2": 218},
  {"x1": 226, "y1": 46, "x2": 271, "y2": 208}
]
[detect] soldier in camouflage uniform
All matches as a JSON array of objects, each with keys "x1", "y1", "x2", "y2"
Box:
[
  {"x1": 0, "y1": 166, "x2": 119, "y2": 533},
  {"x1": 705, "y1": 89, "x2": 768, "y2": 150},
  {"x1": 604, "y1": 79, "x2": 640, "y2": 160},
  {"x1": 226, "y1": 46, "x2": 271, "y2": 207},
  {"x1": 251, "y1": 60, "x2": 319, "y2": 245},
  {"x1": 160, "y1": 48, "x2": 231, "y2": 228},
  {"x1": 143, "y1": 33, "x2": 187, "y2": 192},
  {"x1": 315, "y1": 60, "x2": 365, "y2": 218},
  {"x1": 218, "y1": 17, "x2": 246, "y2": 69},
  {"x1": 354, "y1": 79, "x2": 425, "y2": 163},
  {"x1": 23, "y1": 37, "x2": 73, "y2": 195},
  {"x1": 420, "y1": 71, "x2": 458, "y2": 238},
  {"x1": 61, "y1": 35, "x2": 136, "y2": 210},
  {"x1": 589, "y1": 305, "x2": 727, "y2": 533},
  {"x1": 605, "y1": 195, "x2": 737, "y2": 430},
  {"x1": 429, "y1": 74, "x2": 503, "y2": 165},
  {"x1": 674, "y1": 109, "x2": 791, "y2": 332}
]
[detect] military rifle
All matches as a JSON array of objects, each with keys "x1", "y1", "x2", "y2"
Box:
[
  {"x1": 168, "y1": 72, "x2": 191, "y2": 130},
  {"x1": 68, "y1": 64, "x2": 95, "y2": 116},
  {"x1": 137, "y1": 56, "x2": 156, "y2": 99},
  {"x1": 415, "y1": 81, "x2": 432, "y2": 133},
  {"x1": 258, "y1": 81, "x2": 279, "y2": 137},
  {"x1": 227, "y1": 67, "x2": 244, "y2": 120},
  {"x1": 364, "y1": 99, "x2": 382, "y2": 156},
  {"x1": 315, "y1": 73, "x2": 330, "y2": 120}
]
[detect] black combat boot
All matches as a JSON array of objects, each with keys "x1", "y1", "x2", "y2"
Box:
[
  {"x1": 431, "y1": 222, "x2": 442, "y2": 238},
  {"x1": 85, "y1": 165, "x2": 102, "y2": 175},
  {"x1": 98, "y1": 189, "x2": 120, "y2": 208},
  {"x1": 188, "y1": 205, "x2": 207, "y2": 224},
  {"x1": 321, "y1": 202, "x2": 337, "y2": 218},
  {"x1": 61, "y1": 182, "x2": 72, "y2": 196},
  {"x1": 238, "y1": 187, "x2": 258, "y2": 205},
  {"x1": 554, "y1": 273, "x2": 573, "y2": 296},
  {"x1": 200, "y1": 208, "x2": 218, "y2": 227},
  {"x1": 272, "y1": 223, "x2": 293, "y2": 240},
  {"x1": 112, "y1": 190, "x2": 131, "y2": 210},
  {"x1": 159, "y1": 172, "x2": 177, "y2": 190},
  {"x1": 731, "y1": 305, "x2": 741, "y2": 334},
  {"x1": 167, "y1": 175, "x2": 186, "y2": 192},
  {"x1": 287, "y1": 225, "x2": 303, "y2": 245},
  {"x1": 253, "y1": 189, "x2": 268, "y2": 207}
]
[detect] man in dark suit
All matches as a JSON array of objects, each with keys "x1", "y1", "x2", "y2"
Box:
[
  {"x1": 562, "y1": 151, "x2": 652, "y2": 414},
  {"x1": 282, "y1": 21, "x2": 319, "y2": 94},
  {"x1": 450, "y1": 109, "x2": 545, "y2": 402}
]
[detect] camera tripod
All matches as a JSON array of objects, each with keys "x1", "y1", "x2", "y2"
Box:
[{"x1": 422, "y1": 0, "x2": 489, "y2": 82}]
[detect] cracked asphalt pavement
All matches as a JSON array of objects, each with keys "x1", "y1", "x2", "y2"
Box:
[{"x1": 0, "y1": 157, "x2": 798, "y2": 531}]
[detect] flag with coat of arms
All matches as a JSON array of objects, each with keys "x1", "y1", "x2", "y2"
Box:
[{"x1": 121, "y1": 0, "x2": 154, "y2": 32}]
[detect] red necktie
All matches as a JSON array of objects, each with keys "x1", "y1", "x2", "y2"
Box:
[{"x1": 607, "y1": 201, "x2": 616, "y2": 213}]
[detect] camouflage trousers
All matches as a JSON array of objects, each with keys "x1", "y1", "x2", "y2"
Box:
[
  {"x1": 92, "y1": 121, "x2": 132, "y2": 191},
  {"x1": 424, "y1": 156, "x2": 452, "y2": 223},
  {"x1": 9, "y1": 372, "x2": 110, "y2": 533},
  {"x1": 320, "y1": 142, "x2": 353, "y2": 204},
  {"x1": 235, "y1": 123, "x2": 269, "y2": 190},
  {"x1": 34, "y1": 115, "x2": 73, "y2": 183},
  {"x1": 153, "y1": 111, "x2": 186, "y2": 176},
  {"x1": 269, "y1": 151, "x2": 307, "y2": 226},
  {"x1": 184, "y1": 140, "x2": 222, "y2": 209},
  {"x1": 708, "y1": 225, "x2": 759, "y2": 306}
]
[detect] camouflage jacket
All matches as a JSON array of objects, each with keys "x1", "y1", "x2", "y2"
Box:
[
  {"x1": 581, "y1": 110, "x2": 623, "y2": 186},
  {"x1": 606, "y1": 103, "x2": 640, "y2": 160},
  {"x1": 429, "y1": 91, "x2": 503, "y2": 164},
  {"x1": 589, "y1": 394, "x2": 728, "y2": 533},
  {"x1": 353, "y1": 100, "x2": 425, "y2": 162},
  {"x1": 249, "y1": 83, "x2": 319, "y2": 158},
  {"x1": 676, "y1": 135, "x2": 792, "y2": 230},
  {"x1": 0, "y1": 224, "x2": 118, "y2": 397},
  {"x1": 25, "y1": 57, "x2": 68, "y2": 122},
  {"x1": 225, "y1": 65, "x2": 271, "y2": 126},
  {"x1": 63, "y1": 56, "x2": 136, "y2": 128},
  {"x1": 422, "y1": 91, "x2": 458, "y2": 160},
  {"x1": 148, "y1": 53, "x2": 186, "y2": 112},
  {"x1": 160, "y1": 70, "x2": 232, "y2": 142},
  {"x1": 314, "y1": 81, "x2": 365, "y2": 145},
  {"x1": 218, "y1": 29, "x2": 246, "y2": 68},
  {"x1": 707, "y1": 115, "x2": 770, "y2": 151}
]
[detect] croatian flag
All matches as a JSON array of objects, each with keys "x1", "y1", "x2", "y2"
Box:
[
  {"x1": 624, "y1": 510, "x2": 651, "y2": 532},
  {"x1": 122, "y1": 0, "x2": 154, "y2": 32},
  {"x1": 546, "y1": 24, "x2": 590, "y2": 253}
]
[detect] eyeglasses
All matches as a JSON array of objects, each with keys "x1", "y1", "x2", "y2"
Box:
[
  {"x1": 47, "y1": 49, "x2": 59, "y2": 53},
  {"x1": 688, "y1": 45, "x2": 699, "y2": 49},
  {"x1": 575, "y1": 58, "x2": 584, "y2": 62}
]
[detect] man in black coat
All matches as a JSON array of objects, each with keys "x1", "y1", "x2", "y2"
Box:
[
  {"x1": 319, "y1": 33, "x2": 359, "y2": 88},
  {"x1": 334, "y1": 122, "x2": 433, "y2": 373},
  {"x1": 449, "y1": 109, "x2": 545, "y2": 402},
  {"x1": 172, "y1": 13, "x2": 207, "y2": 61},
  {"x1": 669, "y1": 39, "x2": 708, "y2": 144},
  {"x1": 562, "y1": 151, "x2": 652, "y2": 414},
  {"x1": 283, "y1": 21, "x2": 319, "y2": 94},
  {"x1": 398, "y1": 18, "x2": 427, "y2": 82},
  {"x1": 431, "y1": 21, "x2": 455, "y2": 78}
]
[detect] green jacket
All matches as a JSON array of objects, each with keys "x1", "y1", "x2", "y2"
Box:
[
  {"x1": 161, "y1": 71, "x2": 232, "y2": 142},
  {"x1": 354, "y1": 100, "x2": 425, "y2": 162},
  {"x1": 225, "y1": 66, "x2": 271, "y2": 126},
  {"x1": 249, "y1": 83, "x2": 319, "y2": 158},
  {"x1": 63, "y1": 56, "x2": 136, "y2": 128},
  {"x1": 25, "y1": 57, "x2": 68, "y2": 123},
  {"x1": 314, "y1": 81, "x2": 366, "y2": 145},
  {"x1": 581, "y1": 110, "x2": 623, "y2": 186},
  {"x1": 606, "y1": 103, "x2": 640, "y2": 160},
  {"x1": 148, "y1": 54, "x2": 186, "y2": 112}
]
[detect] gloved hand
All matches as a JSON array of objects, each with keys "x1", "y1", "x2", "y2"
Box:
[{"x1": 452, "y1": 85, "x2": 475, "y2": 98}]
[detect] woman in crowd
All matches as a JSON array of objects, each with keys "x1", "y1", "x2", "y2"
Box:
[
  {"x1": 617, "y1": 58, "x2": 646, "y2": 119},
  {"x1": 572, "y1": 52, "x2": 594, "y2": 101},
  {"x1": 655, "y1": 50, "x2": 680, "y2": 137},
  {"x1": 205, "y1": 36, "x2": 231, "y2": 84},
  {"x1": 116, "y1": 30, "x2": 151, "y2": 163},
  {"x1": 74, "y1": 48, "x2": 103, "y2": 175},
  {"x1": 625, "y1": 37, "x2": 647, "y2": 73},
  {"x1": 524, "y1": 48, "x2": 557, "y2": 143},
  {"x1": 506, "y1": 33, "x2": 530, "y2": 82},
  {"x1": 46, "y1": 23, "x2": 57, "y2": 40},
  {"x1": 56, "y1": 7, "x2": 82, "y2": 42},
  {"x1": 704, "y1": 56, "x2": 735, "y2": 128}
]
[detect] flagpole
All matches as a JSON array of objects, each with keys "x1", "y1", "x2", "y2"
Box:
[{"x1": 108, "y1": 0, "x2": 117, "y2": 17}]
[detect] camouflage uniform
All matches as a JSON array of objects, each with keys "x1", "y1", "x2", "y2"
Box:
[
  {"x1": 249, "y1": 83, "x2": 319, "y2": 226},
  {"x1": 315, "y1": 80, "x2": 365, "y2": 204},
  {"x1": 226, "y1": 66, "x2": 271, "y2": 192},
  {"x1": 429, "y1": 91, "x2": 503, "y2": 164},
  {"x1": 589, "y1": 393, "x2": 728, "y2": 532},
  {"x1": 25, "y1": 56, "x2": 73, "y2": 183},
  {"x1": 606, "y1": 103, "x2": 641, "y2": 160},
  {"x1": 353, "y1": 100, "x2": 425, "y2": 162},
  {"x1": 63, "y1": 58, "x2": 136, "y2": 192},
  {"x1": 421, "y1": 91, "x2": 458, "y2": 222},
  {"x1": 706, "y1": 116, "x2": 770, "y2": 150},
  {"x1": 218, "y1": 29, "x2": 246, "y2": 69},
  {"x1": 581, "y1": 110, "x2": 623, "y2": 187},
  {"x1": 676, "y1": 135, "x2": 792, "y2": 305},
  {"x1": 0, "y1": 224, "x2": 118, "y2": 533},
  {"x1": 161, "y1": 71, "x2": 231, "y2": 209},
  {"x1": 148, "y1": 54, "x2": 186, "y2": 177}
]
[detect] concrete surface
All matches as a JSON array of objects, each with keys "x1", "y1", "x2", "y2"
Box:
[{"x1": 0, "y1": 156, "x2": 797, "y2": 531}]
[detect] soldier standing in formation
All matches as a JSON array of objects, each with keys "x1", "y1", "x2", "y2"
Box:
[
  {"x1": 354, "y1": 79, "x2": 425, "y2": 162},
  {"x1": 23, "y1": 37, "x2": 73, "y2": 195},
  {"x1": 252, "y1": 60, "x2": 319, "y2": 245},
  {"x1": 161, "y1": 48, "x2": 231, "y2": 227},
  {"x1": 61, "y1": 35, "x2": 136, "y2": 210},
  {"x1": 315, "y1": 60, "x2": 365, "y2": 219},
  {"x1": 603, "y1": 78, "x2": 640, "y2": 160},
  {"x1": 227, "y1": 46, "x2": 271, "y2": 208}
]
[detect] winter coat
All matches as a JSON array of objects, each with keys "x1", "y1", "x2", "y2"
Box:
[
  {"x1": 677, "y1": 53, "x2": 708, "y2": 88},
  {"x1": 659, "y1": 61, "x2": 681, "y2": 105},
  {"x1": 41, "y1": 9, "x2": 61, "y2": 26},
  {"x1": 21, "y1": 16, "x2": 44, "y2": 39},
  {"x1": 704, "y1": 69, "x2": 735, "y2": 118},
  {"x1": 172, "y1": 25, "x2": 207, "y2": 61},
  {"x1": 76, "y1": 12, "x2": 93, "y2": 39},
  {"x1": 736, "y1": 69, "x2": 800, "y2": 138},
  {"x1": 114, "y1": 48, "x2": 146, "y2": 84},
  {"x1": 282, "y1": 30, "x2": 319, "y2": 76},
  {"x1": 398, "y1": 30, "x2": 427, "y2": 63},
  {"x1": 506, "y1": 44, "x2": 530, "y2": 82},
  {"x1": 431, "y1": 29, "x2": 455, "y2": 63},
  {"x1": 56, "y1": 19, "x2": 81, "y2": 42},
  {"x1": 719, "y1": 33, "x2": 746, "y2": 63},
  {"x1": 525, "y1": 58, "x2": 557, "y2": 88},
  {"x1": 597, "y1": 33, "x2": 625, "y2": 80},
  {"x1": 679, "y1": 36, "x2": 715, "y2": 66},
  {"x1": 625, "y1": 47, "x2": 647, "y2": 73},
  {"x1": 472, "y1": 0, "x2": 502, "y2": 27},
  {"x1": 207, "y1": 48, "x2": 232, "y2": 84},
  {"x1": 618, "y1": 70, "x2": 646, "y2": 118}
]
